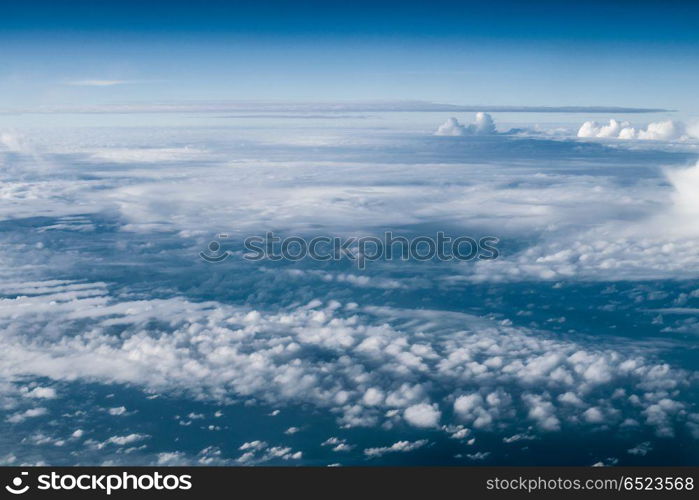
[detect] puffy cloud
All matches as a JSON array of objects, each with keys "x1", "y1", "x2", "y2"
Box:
[
  {"x1": 108, "y1": 406, "x2": 128, "y2": 416},
  {"x1": 321, "y1": 437, "x2": 354, "y2": 452},
  {"x1": 435, "y1": 112, "x2": 497, "y2": 136},
  {"x1": 235, "y1": 441, "x2": 303, "y2": 464},
  {"x1": 98, "y1": 434, "x2": 149, "y2": 448},
  {"x1": 239, "y1": 440, "x2": 267, "y2": 451},
  {"x1": 435, "y1": 117, "x2": 467, "y2": 136},
  {"x1": 7, "y1": 407, "x2": 48, "y2": 423},
  {"x1": 666, "y1": 161, "x2": 699, "y2": 222},
  {"x1": 0, "y1": 280, "x2": 691, "y2": 441},
  {"x1": 24, "y1": 387, "x2": 57, "y2": 399},
  {"x1": 577, "y1": 119, "x2": 693, "y2": 141},
  {"x1": 522, "y1": 395, "x2": 561, "y2": 432},
  {"x1": 362, "y1": 387, "x2": 385, "y2": 406},
  {"x1": 459, "y1": 160, "x2": 699, "y2": 283},
  {"x1": 582, "y1": 407, "x2": 606, "y2": 424},
  {"x1": 364, "y1": 439, "x2": 428, "y2": 458},
  {"x1": 627, "y1": 441, "x2": 652, "y2": 456},
  {"x1": 453, "y1": 390, "x2": 512, "y2": 429},
  {"x1": 403, "y1": 403, "x2": 441, "y2": 428}
]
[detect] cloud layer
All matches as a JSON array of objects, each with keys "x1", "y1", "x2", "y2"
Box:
[
  {"x1": 577, "y1": 119, "x2": 697, "y2": 141},
  {"x1": 0, "y1": 116, "x2": 697, "y2": 465}
]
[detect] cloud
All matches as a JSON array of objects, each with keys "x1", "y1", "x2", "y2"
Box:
[
  {"x1": 24, "y1": 387, "x2": 57, "y2": 399},
  {"x1": 89, "y1": 147, "x2": 206, "y2": 163},
  {"x1": 460, "y1": 160, "x2": 699, "y2": 283},
  {"x1": 403, "y1": 403, "x2": 441, "y2": 428},
  {"x1": 577, "y1": 119, "x2": 695, "y2": 141},
  {"x1": 665, "y1": 161, "x2": 699, "y2": 223},
  {"x1": 453, "y1": 391, "x2": 512, "y2": 429},
  {"x1": 108, "y1": 406, "x2": 128, "y2": 416},
  {"x1": 0, "y1": 132, "x2": 29, "y2": 152},
  {"x1": 434, "y1": 117, "x2": 466, "y2": 136},
  {"x1": 1, "y1": 118, "x2": 697, "y2": 464},
  {"x1": 321, "y1": 437, "x2": 354, "y2": 452},
  {"x1": 235, "y1": 441, "x2": 303, "y2": 464},
  {"x1": 435, "y1": 112, "x2": 497, "y2": 136},
  {"x1": 627, "y1": 441, "x2": 652, "y2": 456},
  {"x1": 364, "y1": 439, "x2": 428, "y2": 458},
  {"x1": 3, "y1": 101, "x2": 667, "y2": 114},
  {"x1": 65, "y1": 80, "x2": 130, "y2": 87},
  {"x1": 7, "y1": 407, "x2": 48, "y2": 423},
  {"x1": 0, "y1": 280, "x2": 692, "y2": 441},
  {"x1": 101, "y1": 434, "x2": 149, "y2": 447}
]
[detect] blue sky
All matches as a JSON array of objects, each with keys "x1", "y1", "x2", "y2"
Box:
[{"x1": 2, "y1": 0, "x2": 699, "y2": 110}]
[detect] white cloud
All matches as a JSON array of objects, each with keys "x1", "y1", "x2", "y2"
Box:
[
  {"x1": 108, "y1": 406, "x2": 128, "y2": 416},
  {"x1": 239, "y1": 440, "x2": 267, "y2": 451},
  {"x1": 403, "y1": 403, "x2": 441, "y2": 428},
  {"x1": 156, "y1": 452, "x2": 188, "y2": 465},
  {"x1": 364, "y1": 439, "x2": 428, "y2": 457},
  {"x1": 321, "y1": 437, "x2": 354, "y2": 452},
  {"x1": 627, "y1": 441, "x2": 652, "y2": 456},
  {"x1": 435, "y1": 117, "x2": 467, "y2": 136},
  {"x1": 466, "y1": 451, "x2": 491, "y2": 461},
  {"x1": 582, "y1": 407, "x2": 605, "y2": 424},
  {"x1": 24, "y1": 387, "x2": 57, "y2": 399},
  {"x1": 0, "y1": 281, "x2": 689, "y2": 440},
  {"x1": 7, "y1": 408, "x2": 48, "y2": 423},
  {"x1": 65, "y1": 80, "x2": 130, "y2": 87},
  {"x1": 235, "y1": 441, "x2": 302, "y2": 464},
  {"x1": 87, "y1": 147, "x2": 207, "y2": 164},
  {"x1": 435, "y1": 112, "x2": 497, "y2": 136},
  {"x1": 0, "y1": 132, "x2": 29, "y2": 152},
  {"x1": 101, "y1": 434, "x2": 149, "y2": 447},
  {"x1": 577, "y1": 119, "x2": 695, "y2": 141}
]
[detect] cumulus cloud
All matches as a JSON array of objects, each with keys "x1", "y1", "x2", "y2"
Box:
[
  {"x1": 435, "y1": 112, "x2": 497, "y2": 136},
  {"x1": 7, "y1": 408, "x2": 48, "y2": 423},
  {"x1": 665, "y1": 161, "x2": 699, "y2": 223},
  {"x1": 403, "y1": 403, "x2": 441, "y2": 428},
  {"x1": 321, "y1": 437, "x2": 354, "y2": 452},
  {"x1": 235, "y1": 441, "x2": 302, "y2": 464},
  {"x1": 24, "y1": 387, "x2": 57, "y2": 399},
  {"x1": 459, "y1": 160, "x2": 699, "y2": 283},
  {"x1": 627, "y1": 441, "x2": 652, "y2": 456},
  {"x1": 101, "y1": 434, "x2": 149, "y2": 447},
  {"x1": 364, "y1": 439, "x2": 428, "y2": 458},
  {"x1": 577, "y1": 119, "x2": 695, "y2": 141},
  {"x1": 0, "y1": 280, "x2": 692, "y2": 442},
  {"x1": 108, "y1": 406, "x2": 128, "y2": 416}
]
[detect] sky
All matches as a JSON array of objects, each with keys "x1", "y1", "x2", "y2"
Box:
[{"x1": 2, "y1": 0, "x2": 699, "y2": 111}]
